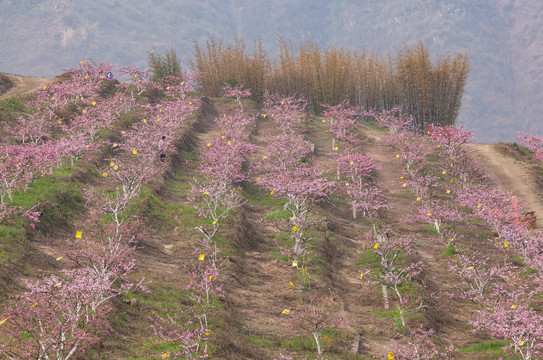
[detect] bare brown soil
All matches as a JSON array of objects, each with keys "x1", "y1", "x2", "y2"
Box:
[
  {"x1": 0, "y1": 73, "x2": 50, "y2": 99},
  {"x1": 468, "y1": 143, "x2": 543, "y2": 228}
]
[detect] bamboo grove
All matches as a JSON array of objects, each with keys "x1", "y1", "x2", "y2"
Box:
[{"x1": 192, "y1": 39, "x2": 469, "y2": 130}]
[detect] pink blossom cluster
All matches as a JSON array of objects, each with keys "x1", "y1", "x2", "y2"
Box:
[
  {"x1": 333, "y1": 149, "x2": 388, "y2": 220},
  {"x1": 519, "y1": 132, "x2": 543, "y2": 163},
  {"x1": 369, "y1": 106, "x2": 415, "y2": 133},
  {"x1": 281, "y1": 303, "x2": 350, "y2": 357},
  {"x1": 0, "y1": 62, "x2": 198, "y2": 359},
  {"x1": 386, "y1": 326, "x2": 455, "y2": 359},
  {"x1": 255, "y1": 96, "x2": 332, "y2": 261},
  {"x1": 322, "y1": 101, "x2": 363, "y2": 143},
  {"x1": 221, "y1": 83, "x2": 252, "y2": 112}
]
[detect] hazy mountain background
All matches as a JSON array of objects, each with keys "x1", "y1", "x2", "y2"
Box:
[{"x1": 1, "y1": 0, "x2": 542, "y2": 142}]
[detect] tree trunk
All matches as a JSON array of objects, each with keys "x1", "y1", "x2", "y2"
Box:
[{"x1": 382, "y1": 285, "x2": 390, "y2": 310}]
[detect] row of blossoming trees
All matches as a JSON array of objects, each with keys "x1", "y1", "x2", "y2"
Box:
[
  {"x1": 245, "y1": 85, "x2": 543, "y2": 358},
  {"x1": 0, "y1": 60, "x2": 200, "y2": 359},
  {"x1": 372, "y1": 111, "x2": 543, "y2": 359}
]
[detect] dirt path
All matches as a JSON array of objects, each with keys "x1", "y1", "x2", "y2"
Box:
[
  {"x1": 468, "y1": 143, "x2": 543, "y2": 228},
  {"x1": 0, "y1": 73, "x2": 49, "y2": 98}
]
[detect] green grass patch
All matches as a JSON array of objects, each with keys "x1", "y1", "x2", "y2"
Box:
[
  {"x1": 374, "y1": 308, "x2": 405, "y2": 333},
  {"x1": 373, "y1": 308, "x2": 400, "y2": 319},
  {"x1": 441, "y1": 245, "x2": 457, "y2": 258},
  {"x1": 423, "y1": 224, "x2": 439, "y2": 235},
  {"x1": 520, "y1": 267, "x2": 538, "y2": 277},
  {"x1": 3, "y1": 165, "x2": 84, "y2": 239},
  {"x1": 510, "y1": 255, "x2": 525, "y2": 266},
  {"x1": 10, "y1": 165, "x2": 77, "y2": 208},
  {"x1": 125, "y1": 337, "x2": 187, "y2": 360},
  {"x1": 245, "y1": 334, "x2": 276, "y2": 348},
  {"x1": 242, "y1": 182, "x2": 286, "y2": 207},
  {"x1": 182, "y1": 151, "x2": 200, "y2": 162},
  {"x1": 0, "y1": 96, "x2": 26, "y2": 113},
  {"x1": 459, "y1": 340, "x2": 510, "y2": 354},
  {"x1": 263, "y1": 208, "x2": 292, "y2": 222},
  {"x1": 126, "y1": 286, "x2": 187, "y2": 315},
  {"x1": 281, "y1": 335, "x2": 317, "y2": 353}
]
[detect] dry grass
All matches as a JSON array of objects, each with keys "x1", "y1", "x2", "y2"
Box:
[{"x1": 192, "y1": 38, "x2": 469, "y2": 129}]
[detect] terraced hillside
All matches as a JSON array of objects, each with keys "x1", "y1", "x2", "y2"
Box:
[{"x1": 1, "y1": 70, "x2": 543, "y2": 359}]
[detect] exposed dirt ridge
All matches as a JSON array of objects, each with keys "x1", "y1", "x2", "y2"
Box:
[
  {"x1": 468, "y1": 143, "x2": 543, "y2": 228},
  {"x1": 0, "y1": 73, "x2": 49, "y2": 99}
]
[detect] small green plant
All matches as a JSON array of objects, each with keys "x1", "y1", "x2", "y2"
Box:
[{"x1": 441, "y1": 244, "x2": 457, "y2": 258}]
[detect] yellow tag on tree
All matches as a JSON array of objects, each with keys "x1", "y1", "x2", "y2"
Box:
[
  {"x1": 373, "y1": 244, "x2": 379, "y2": 249},
  {"x1": 132, "y1": 149, "x2": 137, "y2": 155},
  {"x1": 75, "y1": 231, "x2": 82, "y2": 238},
  {"x1": 291, "y1": 226, "x2": 298, "y2": 232},
  {"x1": 282, "y1": 309, "x2": 290, "y2": 314},
  {"x1": 292, "y1": 261, "x2": 298, "y2": 267},
  {"x1": 0, "y1": 318, "x2": 7, "y2": 325},
  {"x1": 199, "y1": 254, "x2": 205, "y2": 261},
  {"x1": 504, "y1": 242, "x2": 509, "y2": 248}
]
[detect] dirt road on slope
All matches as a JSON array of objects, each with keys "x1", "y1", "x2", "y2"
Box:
[
  {"x1": 468, "y1": 143, "x2": 543, "y2": 228},
  {"x1": 0, "y1": 73, "x2": 49, "y2": 98}
]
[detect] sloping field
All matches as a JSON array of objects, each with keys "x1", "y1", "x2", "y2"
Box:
[{"x1": 1, "y1": 73, "x2": 543, "y2": 360}]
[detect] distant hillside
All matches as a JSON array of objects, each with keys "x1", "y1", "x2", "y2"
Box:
[{"x1": 1, "y1": 0, "x2": 542, "y2": 142}]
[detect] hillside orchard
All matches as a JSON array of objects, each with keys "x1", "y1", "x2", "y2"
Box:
[{"x1": 0, "y1": 60, "x2": 543, "y2": 359}]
